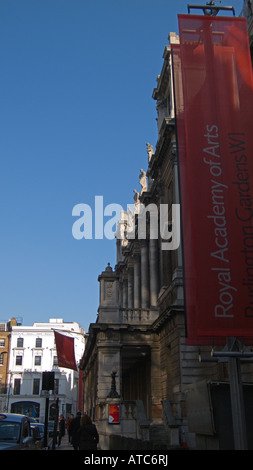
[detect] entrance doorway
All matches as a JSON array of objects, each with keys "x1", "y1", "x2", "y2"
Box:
[{"x1": 121, "y1": 346, "x2": 151, "y2": 419}]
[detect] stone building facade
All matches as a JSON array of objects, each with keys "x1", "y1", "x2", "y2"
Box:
[
  {"x1": 80, "y1": 23, "x2": 253, "y2": 450},
  {"x1": 7, "y1": 318, "x2": 85, "y2": 422}
]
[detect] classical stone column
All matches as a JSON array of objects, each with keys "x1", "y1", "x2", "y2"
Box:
[
  {"x1": 127, "y1": 266, "x2": 134, "y2": 309},
  {"x1": 118, "y1": 279, "x2": 123, "y2": 308},
  {"x1": 141, "y1": 241, "x2": 150, "y2": 308},
  {"x1": 149, "y1": 238, "x2": 159, "y2": 307},
  {"x1": 122, "y1": 277, "x2": 128, "y2": 309},
  {"x1": 133, "y1": 253, "x2": 141, "y2": 309}
]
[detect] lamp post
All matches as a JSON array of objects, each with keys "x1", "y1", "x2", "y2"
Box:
[{"x1": 107, "y1": 370, "x2": 120, "y2": 399}]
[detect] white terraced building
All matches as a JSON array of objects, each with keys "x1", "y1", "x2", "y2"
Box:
[{"x1": 7, "y1": 318, "x2": 85, "y2": 422}]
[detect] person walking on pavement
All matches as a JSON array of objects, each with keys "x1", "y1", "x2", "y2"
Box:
[
  {"x1": 77, "y1": 415, "x2": 99, "y2": 450},
  {"x1": 66, "y1": 413, "x2": 74, "y2": 443},
  {"x1": 69, "y1": 411, "x2": 81, "y2": 450},
  {"x1": 58, "y1": 414, "x2": 66, "y2": 446}
]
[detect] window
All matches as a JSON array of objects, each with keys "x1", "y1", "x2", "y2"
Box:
[
  {"x1": 14, "y1": 378, "x2": 21, "y2": 395},
  {"x1": 15, "y1": 356, "x2": 23, "y2": 366},
  {"x1": 17, "y1": 338, "x2": 23, "y2": 348},
  {"x1": 0, "y1": 377, "x2": 6, "y2": 394},
  {"x1": 11, "y1": 401, "x2": 40, "y2": 418},
  {"x1": 34, "y1": 356, "x2": 41, "y2": 366},
  {"x1": 33, "y1": 378, "x2": 40, "y2": 395},
  {"x1": 0, "y1": 422, "x2": 21, "y2": 442},
  {"x1": 66, "y1": 403, "x2": 72, "y2": 416},
  {"x1": 53, "y1": 356, "x2": 58, "y2": 367},
  {"x1": 22, "y1": 420, "x2": 30, "y2": 438},
  {"x1": 0, "y1": 339, "x2": 5, "y2": 347},
  {"x1": 0, "y1": 355, "x2": 4, "y2": 366},
  {"x1": 35, "y1": 338, "x2": 42, "y2": 348}
]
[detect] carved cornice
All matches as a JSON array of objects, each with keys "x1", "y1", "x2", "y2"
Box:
[
  {"x1": 152, "y1": 305, "x2": 184, "y2": 332},
  {"x1": 152, "y1": 46, "x2": 171, "y2": 101},
  {"x1": 149, "y1": 118, "x2": 175, "y2": 179}
]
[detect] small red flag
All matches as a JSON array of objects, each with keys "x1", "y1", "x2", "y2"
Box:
[{"x1": 54, "y1": 331, "x2": 77, "y2": 371}]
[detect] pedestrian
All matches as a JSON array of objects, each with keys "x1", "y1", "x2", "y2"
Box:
[
  {"x1": 66, "y1": 413, "x2": 74, "y2": 442},
  {"x1": 69, "y1": 411, "x2": 81, "y2": 450},
  {"x1": 58, "y1": 414, "x2": 66, "y2": 446},
  {"x1": 77, "y1": 414, "x2": 99, "y2": 450}
]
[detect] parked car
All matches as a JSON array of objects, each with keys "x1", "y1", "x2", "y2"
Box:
[
  {"x1": 28, "y1": 417, "x2": 39, "y2": 423},
  {"x1": 30, "y1": 422, "x2": 44, "y2": 440},
  {"x1": 30, "y1": 422, "x2": 48, "y2": 449},
  {"x1": 0, "y1": 413, "x2": 34, "y2": 450}
]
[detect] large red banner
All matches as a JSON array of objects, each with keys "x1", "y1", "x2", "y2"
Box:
[
  {"x1": 54, "y1": 331, "x2": 77, "y2": 370},
  {"x1": 173, "y1": 15, "x2": 253, "y2": 344}
]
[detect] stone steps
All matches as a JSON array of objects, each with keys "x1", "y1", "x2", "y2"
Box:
[
  {"x1": 149, "y1": 423, "x2": 182, "y2": 450},
  {"x1": 149, "y1": 423, "x2": 170, "y2": 449}
]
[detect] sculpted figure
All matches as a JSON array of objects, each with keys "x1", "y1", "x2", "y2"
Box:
[
  {"x1": 139, "y1": 169, "x2": 147, "y2": 194},
  {"x1": 127, "y1": 206, "x2": 135, "y2": 237},
  {"x1": 133, "y1": 189, "x2": 140, "y2": 204},
  {"x1": 146, "y1": 143, "x2": 154, "y2": 162}
]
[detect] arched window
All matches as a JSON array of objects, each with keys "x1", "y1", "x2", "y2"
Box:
[{"x1": 11, "y1": 401, "x2": 40, "y2": 418}]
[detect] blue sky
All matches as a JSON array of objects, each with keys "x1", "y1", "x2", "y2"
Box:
[{"x1": 0, "y1": 0, "x2": 245, "y2": 331}]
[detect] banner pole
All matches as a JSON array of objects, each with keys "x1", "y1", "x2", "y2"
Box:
[
  {"x1": 43, "y1": 392, "x2": 49, "y2": 449},
  {"x1": 52, "y1": 397, "x2": 59, "y2": 450},
  {"x1": 227, "y1": 337, "x2": 248, "y2": 450}
]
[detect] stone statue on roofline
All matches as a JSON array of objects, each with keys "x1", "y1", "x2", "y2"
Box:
[
  {"x1": 139, "y1": 169, "x2": 147, "y2": 194},
  {"x1": 146, "y1": 142, "x2": 154, "y2": 162}
]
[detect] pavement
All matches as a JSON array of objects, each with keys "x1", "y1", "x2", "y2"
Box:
[{"x1": 54, "y1": 434, "x2": 74, "y2": 450}]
